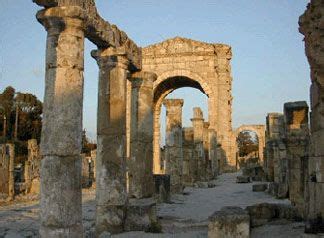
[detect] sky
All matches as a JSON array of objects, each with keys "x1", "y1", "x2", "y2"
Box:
[{"x1": 0, "y1": 1, "x2": 310, "y2": 142}]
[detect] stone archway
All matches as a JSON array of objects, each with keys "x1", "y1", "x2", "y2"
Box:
[
  {"x1": 234, "y1": 125, "x2": 266, "y2": 165},
  {"x1": 141, "y1": 37, "x2": 234, "y2": 173}
]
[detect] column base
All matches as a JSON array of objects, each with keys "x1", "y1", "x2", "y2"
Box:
[{"x1": 40, "y1": 224, "x2": 83, "y2": 238}]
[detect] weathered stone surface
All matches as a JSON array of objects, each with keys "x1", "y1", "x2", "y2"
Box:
[
  {"x1": 236, "y1": 176, "x2": 250, "y2": 183},
  {"x1": 142, "y1": 37, "x2": 234, "y2": 172},
  {"x1": 284, "y1": 101, "x2": 309, "y2": 217},
  {"x1": 208, "y1": 206, "x2": 250, "y2": 238},
  {"x1": 246, "y1": 203, "x2": 301, "y2": 228},
  {"x1": 128, "y1": 72, "x2": 156, "y2": 199},
  {"x1": 36, "y1": 6, "x2": 85, "y2": 237},
  {"x1": 252, "y1": 184, "x2": 267, "y2": 192},
  {"x1": 0, "y1": 144, "x2": 14, "y2": 199},
  {"x1": 93, "y1": 50, "x2": 129, "y2": 235},
  {"x1": 153, "y1": 174, "x2": 170, "y2": 203},
  {"x1": 124, "y1": 198, "x2": 157, "y2": 231},
  {"x1": 163, "y1": 99, "x2": 184, "y2": 193},
  {"x1": 300, "y1": 1, "x2": 324, "y2": 232}
]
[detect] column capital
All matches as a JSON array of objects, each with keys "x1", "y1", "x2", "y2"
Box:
[
  {"x1": 163, "y1": 99, "x2": 184, "y2": 109},
  {"x1": 36, "y1": 6, "x2": 85, "y2": 35},
  {"x1": 130, "y1": 71, "x2": 156, "y2": 89},
  {"x1": 91, "y1": 48, "x2": 129, "y2": 70}
]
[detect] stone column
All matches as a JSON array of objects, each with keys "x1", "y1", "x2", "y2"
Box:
[
  {"x1": 8, "y1": 144, "x2": 15, "y2": 200},
  {"x1": 36, "y1": 6, "x2": 85, "y2": 237},
  {"x1": 209, "y1": 129, "x2": 218, "y2": 178},
  {"x1": 128, "y1": 71, "x2": 156, "y2": 198},
  {"x1": 284, "y1": 101, "x2": 309, "y2": 217},
  {"x1": 191, "y1": 107, "x2": 205, "y2": 182},
  {"x1": 92, "y1": 48, "x2": 129, "y2": 235},
  {"x1": 265, "y1": 113, "x2": 284, "y2": 182},
  {"x1": 299, "y1": 2, "x2": 324, "y2": 233},
  {"x1": 182, "y1": 127, "x2": 194, "y2": 185},
  {"x1": 163, "y1": 99, "x2": 184, "y2": 193}
]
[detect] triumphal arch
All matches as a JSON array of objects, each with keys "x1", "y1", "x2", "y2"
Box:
[{"x1": 142, "y1": 37, "x2": 234, "y2": 173}]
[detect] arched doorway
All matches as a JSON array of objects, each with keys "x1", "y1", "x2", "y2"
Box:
[
  {"x1": 234, "y1": 125, "x2": 266, "y2": 168},
  {"x1": 142, "y1": 37, "x2": 234, "y2": 173}
]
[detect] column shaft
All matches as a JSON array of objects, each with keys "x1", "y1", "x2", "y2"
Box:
[
  {"x1": 163, "y1": 99, "x2": 184, "y2": 193},
  {"x1": 93, "y1": 49, "x2": 129, "y2": 235},
  {"x1": 36, "y1": 6, "x2": 85, "y2": 237},
  {"x1": 128, "y1": 72, "x2": 155, "y2": 198}
]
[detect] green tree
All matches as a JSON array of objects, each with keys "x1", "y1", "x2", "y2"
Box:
[{"x1": 237, "y1": 131, "x2": 259, "y2": 157}]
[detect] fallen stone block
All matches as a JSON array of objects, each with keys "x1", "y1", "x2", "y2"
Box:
[
  {"x1": 124, "y1": 198, "x2": 158, "y2": 232},
  {"x1": 208, "y1": 206, "x2": 250, "y2": 238},
  {"x1": 267, "y1": 182, "x2": 279, "y2": 197},
  {"x1": 246, "y1": 203, "x2": 301, "y2": 228},
  {"x1": 153, "y1": 174, "x2": 170, "y2": 203},
  {"x1": 236, "y1": 176, "x2": 250, "y2": 183},
  {"x1": 252, "y1": 183, "x2": 267, "y2": 192}
]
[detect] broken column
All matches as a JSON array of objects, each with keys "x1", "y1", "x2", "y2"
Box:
[
  {"x1": 264, "y1": 113, "x2": 284, "y2": 182},
  {"x1": 209, "y1": 129, "x2": 218, "y2": 179},
  {"x1": 191, "y1": 107, "x2": 205, "y2": 182},
  {"x1": 299, "y1": 1, "x2": 324, "y2": 233},
  {"x1": 36, "y1": 6, "x2": 85, "y2": 237},
  {"x1": 24, "y1": 139, "x2": 41, "y2": 194},
  {"x1": 182, "y1": 127, "x2": 195, "y2": 185},
  {"x1": 128, "y1": 71, "x2": 156, "y2": 198},
  {"x1": 163, "y1": 99, "x2": 184, "y2": 193},
  {"x1": 92, "y1": 48, "x2": 129, "y2": 234},
  {"x1": 284, "y1": 101, "x2": 309, "y2": 217}
]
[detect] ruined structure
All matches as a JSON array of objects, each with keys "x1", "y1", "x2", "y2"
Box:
[
  {"x1": 163, "y1": 99, "x2": 184, "y2": 193},
  {"x1": 142, "y1": 37, "x2": 234, "y2": 172},
  {"x1": 284, "y1": 102, "x2": 309, "y2": 217},
  {"x1": 24, "y1": 139, "x2": 41, "y2": 194},
  {"x1": 0, "y1": 144, "x2": 14, "y2": 199},
  {"x1": 263, "y1": 102, "x2": 310, "y2": 216},
  {"x1": 234, "y1": 125, "x2": 266, "y2": 167},
  {"x1": 299, "y1": 1, "x2": 324, "y2": 232}
]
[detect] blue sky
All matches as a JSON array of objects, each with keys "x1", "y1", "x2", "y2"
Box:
[{"x1": 0, "y1": 1, "x2": 310, "y2": 141}]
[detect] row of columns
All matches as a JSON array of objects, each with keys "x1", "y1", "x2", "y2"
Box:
[
  {"x1": 37, "y1": 6, "x2": 156, "y2": 237},
  {"x1": 162, "y1": 102, "x2": 219, "y2": 191}
]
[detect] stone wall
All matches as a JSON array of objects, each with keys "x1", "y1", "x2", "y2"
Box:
[{"x1": 299, "y1": 1, "x2": 324, "y2": 232}]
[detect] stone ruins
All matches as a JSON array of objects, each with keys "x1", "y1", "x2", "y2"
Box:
[{"x1": 0, "y1": 0, "x2": 323, "y2": 237}]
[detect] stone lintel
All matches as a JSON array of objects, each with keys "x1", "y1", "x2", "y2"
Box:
[{"x1": 34, "y1": 0, "x2": 141, "y2": 70}]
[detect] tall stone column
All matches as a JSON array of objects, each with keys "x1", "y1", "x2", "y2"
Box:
[
  {"x1": 191, "y1": 107, "x2": 205, "y2": 182},
  {"x1": 92, "y1": 49, "x2": 129, "y2": 234},
  {"x1": 8, "y1": 144, "x2": 15, "y2": 200},
  {"x1": 128, "y1": 72, "x2": 156, "y2": 198},
  {"x1": 36, "y1": 6, "x2": 85, "y2": 237},
  {"x1": 284, "y1": 101, "x2": 309, "y2": 217},
  {"x1": 163, "y1": 99, "x2": 184, "y2": 193}
]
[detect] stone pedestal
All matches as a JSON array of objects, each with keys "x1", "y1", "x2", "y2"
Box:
[
  {"x1": 128, "y1": 72, "x2": 156, "y2": 199},
  {"x1": 36, "y1": 6, "x2": 85, "y2": 237},
  {"x1": 284, "y1": 101, "x2": 309, "y2": 217},
  {"x1": 163, "y1": 99, "x2": 184, "y2": 193},
  {"x1": 153, "y1": 174, "x2": 171, "y2": 203},
  {"x1": 208, "y1": 206, "x2": 250, "y2": 238},
  {"x1": 92, "y1": 48, "x2": 129, "y2": 235},
  {"x1": 124, "y1": 198, "x2": 157, "y2": 231}
]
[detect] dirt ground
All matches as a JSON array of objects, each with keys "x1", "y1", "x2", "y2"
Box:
[{"x1": 0, "y1": 172, "x2": 308, "y2": 238}]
